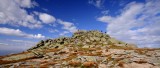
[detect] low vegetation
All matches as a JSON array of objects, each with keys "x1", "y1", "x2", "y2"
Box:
[{"x1": 0, "y1": 30, "x2": 160, "y2": 68}]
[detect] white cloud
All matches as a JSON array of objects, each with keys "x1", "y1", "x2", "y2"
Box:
[
  {"x1": 101, "y1": 10, "x2": 109, "y2": 15},
  {"x1": 97, "y1": 0, "x2": 160, "y2": 48},
  {"x1": 39, "y1": 13, "x2": 56, "y2": 24},
  {"x1": 0, "y1": 43, "x2": 8, "y2": 46},
  {"x1": 15, "y1": 0, "x2": 37, "y2": 8},
  {"x1": 0, "y1": 27, "x2": 45, "y2": 39},
  {"x1": 0, "y1": 39, "x2": 36, "y2": 55},
  {"x1": 10, "y1": 40, "x2": 36, "y2": 47},
  {"x1": 49, "y1": 29, "x2": 59, "y2": 33},
  {"x1": 0, "y1": 0, "x2": 42, "y2": 28},
  {"x1": 0, "y1": 0, "x2": 56, "y2": 28},
  {"x1": 88, "y1": 0, "x2": 105, "y2": 8},
  {"x1": 33, "y1": 34, "x2": 45, "y2": 39},
  {"x1": 57, "y1": 19, "x2": 78, "y2": 33},
  {"x1": 97, "y1": 16, "x2": 113, "y2": 23},
  {"x1": 59, "y1": 31, "x2": 69, "y2": 36},
  {"x1": 10, "y1": 39, "x2": 36, "y2": 45}
]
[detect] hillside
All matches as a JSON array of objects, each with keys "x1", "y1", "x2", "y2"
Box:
[{"x1": 0, "y1": 30, "x2": 160, "y2": 68}]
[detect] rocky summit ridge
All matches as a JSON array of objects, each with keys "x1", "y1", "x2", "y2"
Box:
[{"x1": 0, "y1": 30, "x2": 160, "y2": 68}]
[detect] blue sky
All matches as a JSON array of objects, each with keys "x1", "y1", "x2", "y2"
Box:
[{"x1": 0, "y1": 0, "x2": 160, "y2": 55}]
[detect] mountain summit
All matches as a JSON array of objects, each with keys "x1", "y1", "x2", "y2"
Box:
[{"x1": 0, "y1": 30, "x2": 160, "y2": 68}]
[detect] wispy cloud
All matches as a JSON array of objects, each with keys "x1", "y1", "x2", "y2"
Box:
[
  {"x1": 0, "y1": 42, "x2": 8, "y2": 46},
  {"x1": 49, "y1": 29, "x2": 59, "y2": 33},
  {"x1": 88, "y1": 0, "x2": 105, "y2": 8},
  {"x1": 59, "y1": 31, "x2": 69, "y2": 36},
  {"x1": 101, "y1": 10, "x2": 109, "y2": 15},
  {"x1": 97, "y1": 0, "x2": 160, "y2": 48},
  {"x1": 0, "y1": 39, "x2": 36, "y2": 55},
  {"x1": 0, "y1": 27, "x2": 45, "y2": 39},
  {"x1": 10, "y1": 39, "x2": 36, "y2": 45}
]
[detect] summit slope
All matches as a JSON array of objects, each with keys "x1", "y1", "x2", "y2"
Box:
[{"x1": 0, "y1": 30, "x2": 160, "y2": 68}]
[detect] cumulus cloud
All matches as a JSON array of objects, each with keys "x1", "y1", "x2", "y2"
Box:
[
  {"x1": 0, "y1": 0, "x2": 55, "y2": 28},
  {"x1": 0, "y1": 0, "x2": 41, "y2": 28},
  {"x1": 88, "y1": 0, "x2": 105, "y2": 8},
  {"x1": 39, "y1": 13, "x2": 56, "y2": 24},
  {"x1": 57, "y1": 19, "x2": 78, "y2": 33},
  {"x1": 97, "y1": 0, "x2": 160, "y2": 48},
  {"x1": 0, "y1": 27, "x2": 45, "y2": 39}
]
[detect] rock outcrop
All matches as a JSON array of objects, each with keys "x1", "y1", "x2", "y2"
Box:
[{"x1": 0, "y1": 30, "x2": 160, "y2": 68}]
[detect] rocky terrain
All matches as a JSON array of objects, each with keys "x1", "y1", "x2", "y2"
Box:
[{"x1": 0, "y1": 30, "x2": 160, "y2": 68}]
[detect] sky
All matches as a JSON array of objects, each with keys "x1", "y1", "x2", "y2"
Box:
[{"x1": 0, "y1": 0, "x2": 160, "y2": 56}]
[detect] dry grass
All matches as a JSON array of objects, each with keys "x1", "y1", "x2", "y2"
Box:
[
  {"x1": 40, "y1": 61, "x2": 57, "y2": 68},
  {"x1": 0, "y1": 52, "x2": 36, "y2": 64},
  {"x1": 68, "y1": 60, "x2": 81, "y2": 66},
  {"x1": 0, "y1": 56, "x2": 36, "y2": 65},
  {"x1": 44, "y1": 49, "x2": 61, "y2": 52},
  {"x1": 62, "y1": 54, "x2": 77, "y2": 61},
  {"x1": 82, "y1": 61, "x2": 97, "y2": 67},
  {"x1": 118, "y1": 61, "x2": 125, "y2": 67},
  {"x1": 134, "y1": 60, "x2": 147, "y2": 64}
]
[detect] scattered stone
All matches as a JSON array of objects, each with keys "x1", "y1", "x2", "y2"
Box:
[{"x1": 0, "y1": 30, "x2": 159, "y2": 68}]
